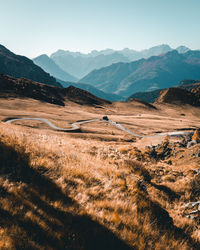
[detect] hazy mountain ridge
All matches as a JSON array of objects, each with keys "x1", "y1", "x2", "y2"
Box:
[
  {"x1": 51, "y1": 51, "x2": 129, "y2": 79},
  {"x1": 33, "y1": 54, "x2": 77, "y2": 82},
  {"x1": 0, "y1": 44, "x2": 61, "y2": 87},
  {"x1": 80, "y1": 50, "x2": 200, "y2": 97},
  {"x1": 57, "y1": 78, "x2": 123, "y2": 101},
  {"x1": 49, "y1": 44, "x2": 190, "y2": 79}
]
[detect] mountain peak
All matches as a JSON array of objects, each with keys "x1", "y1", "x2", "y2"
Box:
[
  {"x1": 176, "y1": 45, "x2": 190, "y2": 54},
  {"x1": 34, "y1": 54, "x2": 49, "y2": 59},
  {"x1": 160, "y1": 49, "x2": 181, "y2": 59},
  {"x1": 33, "y1": 53, "x2": 77, "y2": 82}
]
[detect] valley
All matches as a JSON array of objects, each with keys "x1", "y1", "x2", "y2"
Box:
[
  {"x1": 1, "y1": 0, "x2": 200, "y2": 248},
  {"x1": 1, "y1": 44, "x2": 200, "y2": 248},
  {"x1": 1, "y1": 94, "x2": 200, "y2": 248}
]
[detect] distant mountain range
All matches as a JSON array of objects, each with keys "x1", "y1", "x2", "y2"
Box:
[
  {"x1": 80, "y1": 50, "x2": 200, "y2": 97},
  {"x1": 50, "y1": 50, "x2": 129, "y2": 79},
  {"x1": 0, "y1": 44, "x2": 61, "y2": 87},
  {"x1": 48, "y1": 44, "x2": 190, "y2": 79},
  {"x1": 2, "y1": 43, "x2": 200, "y2": 105},
  {"x1": 0, "y1": 44, "x2": 123, "y2": 101},
  {"x1": 33, "y1": 54, "x2": 77, "y2": 82}
]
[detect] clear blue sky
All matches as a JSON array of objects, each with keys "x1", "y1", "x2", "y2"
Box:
[{"x1": 0, "y1": 0, "x2": 200, "y2": 58}]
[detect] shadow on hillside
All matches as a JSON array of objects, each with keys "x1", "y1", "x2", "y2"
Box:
[
  {"x1": 151, "y1": 183, "x2": 180, "y2": 201},
  {"x1": 136, "y1": 190, "x2": 200, "y2": 249},
  {"x1": 0, "y1": 141, "x2": 132, "y2": 250}
]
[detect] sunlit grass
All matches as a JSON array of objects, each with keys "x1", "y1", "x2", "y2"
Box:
[{"x1": 0, "y1": 122, "x2": 200, "y2": 249}]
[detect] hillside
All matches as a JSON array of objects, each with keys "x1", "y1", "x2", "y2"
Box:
[
  {"x1": 155, "y1": 87, "x2": 200, "y2": 106},
  {"x1": 1, "y1": 94, "x2": 200, "y2": 249},
  {"x1": 128, "y1": 79, "x2": 200, "y2": 103},
  {"x1": 0, "y1": 44, "x2": 61, "y2": 87},
  {"x1": 80, "y1": 59, "x2": 145, "y2": 94},
  {"x1": 0, "y1": 74, "x2": 110, "y2": 106},
  {"x1": 63, "y1": 85, "x2": 111, "y2": 106},
  {"x1": 58, "y1": 79, "x2": 123, "y2": 101},
  {"x1": 128, "y1": 98, "x2": 157, "y2": 109},
  {"x1": 33, "y1": 54, "x2": 77, "y2": 82},
  {"x1": 79, "y1": 50, "x2": 200, "y2": 97},
  {"x1": 127, "y1": 89, "x2": 164, "y2": 103}
]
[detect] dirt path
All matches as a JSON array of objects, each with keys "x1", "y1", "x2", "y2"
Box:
[{"x1": 5, "y1": 117, "x2": 193, "y2": 138}]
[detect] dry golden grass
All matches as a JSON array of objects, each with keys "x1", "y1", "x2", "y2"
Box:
[
  {"x1": 0, "y1": 97, "x2": 200, "y2": 249},
  {"x1": 0, "y1": 120, "x2": 200, "y2": 249}
]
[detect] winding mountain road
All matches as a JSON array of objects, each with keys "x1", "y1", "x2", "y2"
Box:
[{"x1": 5, "y1": 117, "x2": 194, "y2": 138}]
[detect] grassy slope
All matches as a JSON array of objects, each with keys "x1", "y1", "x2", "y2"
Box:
[
  {"x1": 0, "y1": 98, "x2": 200, "y2": 249},
  {"x1": 0, "y1": 124, "x2": 131, "y2": 250}
]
